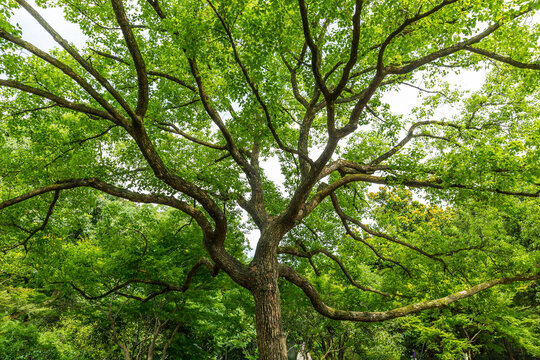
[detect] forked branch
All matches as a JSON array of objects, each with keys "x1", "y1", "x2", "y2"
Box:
[
  {"x1": 156, "y1": 122, "x2": 226, "y2": 150},
  {"x1": 331, "y1": 0, "x2": 364, "y2": 100},
  {"x1": 278, "y1": 245, "x2": 395, "y2": 297},
  {"x1": 330, "y1": 193, "x2": 413, "y2": 276},
  {"x1": 338, "y1": 7, "x2": 529, "y2": 139},
  {"x1": 207, "y1": 0, "x2": 305, "y2": 161},
  {"x1": 71, "y1": 257, "x2": 219, "y2": 302},
  {"x1": 90, "y1": 48, "x2": 197, "y2": 93},
  {"x1": 297, "y1": 0, "x2": 329, "y2": 98},
  {"x1": 0, "y1": 27, "x2": 128, "y2": 126},
  {"x1": 370, "y1": 120, "x2": 461, "y2": 166},
  {"x1": 376, "y1": 0, "x2": 459, "y2": 73},
  {"x1": 1, "y1": 190, "x2": 60, "y2": 253}
]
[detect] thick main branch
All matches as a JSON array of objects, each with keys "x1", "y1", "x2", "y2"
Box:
[{"x1": 280, "y1": 264, "x2": 538, "y2": 322}]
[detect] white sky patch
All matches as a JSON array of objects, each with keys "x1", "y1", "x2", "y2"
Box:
[
  {"x1": 261, "y1": 156, "x2": 285, "y2": 192},
  {"x1": 377, "y1": 67, "x2": 489, "y2": 204},
  {"x1": 13, "y1": 0, "x2": 86, "y2": 51},
  {"x1": 382, "y1": 68, "x2": 488, "y2": 119},
  {"x1": 245, "y1": 227, "x2": 260, "y2": 259}
]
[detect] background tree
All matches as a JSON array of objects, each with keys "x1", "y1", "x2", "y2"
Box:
[
  {"x1": 1, "y1": 0, "x2": 540, "y2": 359},
  {"x1": 0, "y1": 197, "x2": 257, "y2": 359},
  {"x1": 280, "y1": 189, "x2": 539, "y2": 359}
]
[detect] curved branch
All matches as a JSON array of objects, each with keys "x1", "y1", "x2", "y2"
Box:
[
  {"x1": 376, "y1": 0, "x2": 458, "y2": 73},
  {"x1": 14, "y1": 0, "x2": 135, "y2": 124},
  {"x1": 207, "y1": 0, "x2": 304, "y2": 161},
  {"x1": 370, "y1": 120, "x2": 461, "y2": 166},
  {"x1": 0, "y1": 178, "x2": 213, "y2": 234},
  {"x1": 302, "y1": 173, "x2": 539, "y2": 220},
  {"x1": 71, "y1": 257, "x2": 219, "y2": 302},
  {"x1": 38, "y1": 125, "x2": 118, "y2": 170},
  {"x1": 465, "y1": 46, "x2": 540, "y2": 70},
  {"x1": 110, "y1": 0, "x2": 149, "y2": 118},
  {"x1": 2, "y1": 103, "x2": 57, "y2": 117},
  {"x1": 386, "y1": 9, "x2": 533, "y2": 76},
  {"x1": 330, "y1": 193, "x2": 413, "y2": 277},
  {"x1": 280, "y1": 264, "x2": 539, "y2": 322},
  {"x1": 0, "y1": 79, "x2": 116, "y2": 122},
  {"x1": 2, "y1": 190, "x2": 60, "y2": 253},
  {"x1": 27, "y1": 189, "x2": 59, "y2": 237}
]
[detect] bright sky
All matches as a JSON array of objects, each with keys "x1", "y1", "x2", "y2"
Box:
[{"x1": 13, "y1": 0, "x2": 86, "y2": 50}]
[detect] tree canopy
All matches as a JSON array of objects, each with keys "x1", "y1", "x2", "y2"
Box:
[{"x1": 1, "y1": 0, "x2": 539, "y2": 359}]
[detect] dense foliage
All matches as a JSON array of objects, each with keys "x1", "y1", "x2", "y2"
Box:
[{"x1": 1, "y1": 0, "x2": 539, "y2": 359}]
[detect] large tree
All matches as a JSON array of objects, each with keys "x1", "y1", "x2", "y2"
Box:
[{"x1": 1, "y1": 0, "x2": 539, "y2": 358}]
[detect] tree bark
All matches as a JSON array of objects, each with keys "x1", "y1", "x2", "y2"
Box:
[{"x1": 252, "y1": 267, "x2": 288, "y2": 360}]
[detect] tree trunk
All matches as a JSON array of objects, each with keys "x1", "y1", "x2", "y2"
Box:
[
  {"x1": 252, "y1": 274, "x2": 288, "y2": 360},
  {"x1": 503, "y1": 338, "x2": 515, "y2": 360},
  {"x1": 119, "y1": 344, "x2": 131, "y2": 360}
]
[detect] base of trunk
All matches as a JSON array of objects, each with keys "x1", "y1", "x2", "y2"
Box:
[{"x1": 253, "y1": 286, "x2": 288, "y2": 360}]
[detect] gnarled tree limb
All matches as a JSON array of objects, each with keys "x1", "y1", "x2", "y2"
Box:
[{"x1": 280, "y1": 264, "x2": 539, "y2": 322}]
